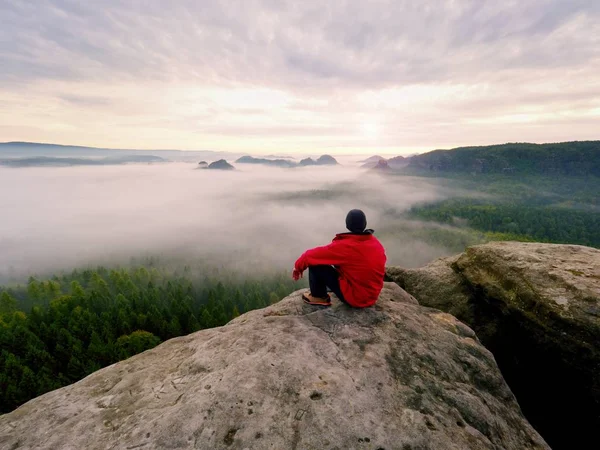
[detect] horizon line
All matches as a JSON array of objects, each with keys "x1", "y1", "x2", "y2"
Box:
[{"x1": 1, "y1": 138, "x2": 599, "y2": 158}]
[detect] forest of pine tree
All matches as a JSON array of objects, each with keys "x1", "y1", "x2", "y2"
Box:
[
  {"x1": 0, "y1": 264, "x2": 301, "y2": 413},
  {"x1": 409, "y1": 199, "x2": 600, "y2": 248}
]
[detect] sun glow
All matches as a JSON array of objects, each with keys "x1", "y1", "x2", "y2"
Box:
[{"x1": 360, "y1": 122, "x2": 381, "y2": 138}]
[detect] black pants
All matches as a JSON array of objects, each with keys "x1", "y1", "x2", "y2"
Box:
[{"x1": 308, "y1": 265, "x2": 348, "y2": 304}]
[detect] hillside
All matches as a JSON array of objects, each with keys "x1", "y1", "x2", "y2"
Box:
[
  {"x1": 0, "y1": 283, "x2": 548, "y2": 450},
  {"x1": 407, "y1": 141, "x2": 600, "y2": 176}
]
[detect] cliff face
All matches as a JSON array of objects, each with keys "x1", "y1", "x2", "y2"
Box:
[
  {"x1": 387, "y1": 241, "x2": 600, "y2": 450},
  {"x1": 0, "y1": 283, "x2": 547, "y2": 450}
]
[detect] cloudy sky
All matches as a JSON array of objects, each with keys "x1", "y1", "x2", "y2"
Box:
[{"x1": 1, "y1": 0, "x2": 599, "y2": 155}]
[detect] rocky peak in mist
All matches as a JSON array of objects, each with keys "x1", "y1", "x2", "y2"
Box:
[
  {"x1": 0, "y1": 282, "x2": 548, "y2": 450},
  {"x1": 361, "y1": 155, "x2": 409, "y2": 169},
  {"x1": 206, "y1": 159, "x2": 235, "y2": 170},
  {"x1": 359, "y1": 155, "x2": 385, "y2": 163},
  {"x1": 386, "y1": 241, "x2": 600, "y2": 450},
  {"x1": 299, "y1": 155, "x2": 339, "y2": 167},
  {"x1": 388, "y1": 155, "x2": 407, "y2": 163},
  {"x1": 361, "y1": 157, "x2": 387, "y2": 169},
  {"x1": 371, "y1": 159, "x2": 392, "y2": 171},
  {"x1": 299, "y1": 157, "x2": 315, "y2": 166},
  {"x1": 315, "y1": 154, "x2": 338, "y2": 165}
]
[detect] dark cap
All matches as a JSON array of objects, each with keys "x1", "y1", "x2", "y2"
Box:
[{"x1": 346, "y1": 209, "x2": 367, "y2": 233}]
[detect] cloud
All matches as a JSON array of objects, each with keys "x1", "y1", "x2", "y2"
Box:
[
  {"x1": 2, "y1": 0, "x2": 599, "y2": 86},
  {"x1": 0, "y1": 163, "x2": 463, "y2": 281},
  {"x1": 0, "y1": 0, "x2": 599, "y2": 152},
  {"x1": 59, "y1": 94, "x2": 114, "y2": 107}
]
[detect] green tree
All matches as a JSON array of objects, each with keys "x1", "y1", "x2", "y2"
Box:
[
  {"x1": 0, "y1": 291, "x2": 17, "y2": 316},
  {"x1": 115, "y1": 331, "x2": 161, "y2": 359}
]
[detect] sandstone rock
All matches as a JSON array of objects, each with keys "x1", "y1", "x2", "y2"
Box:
[
  {"x1": 386, "y1": 241, "x2": 600, "y2": 450},
  {"x1": 0, "y1": 283, "x2": 547, "y2": 450},
  {"x1": 386, "y1": 255, "x2": 469, "y2": 318}
]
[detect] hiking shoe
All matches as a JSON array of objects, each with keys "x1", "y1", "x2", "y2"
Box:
[{"x1": 302, "y1": 291, "x2": 332, "y2": 306}]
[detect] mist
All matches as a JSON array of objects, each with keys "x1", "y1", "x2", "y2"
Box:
[{"x1": 0, "y1": 161, "x2": 465, "y2": 282}]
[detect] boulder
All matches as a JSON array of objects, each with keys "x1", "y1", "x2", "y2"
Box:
[
  {"x1": 386, "y1": 255, "x2": 469, "y2": 318},
  {"x1": 0, "y1": 283, "x2": 548, "y2": 450},
  {"x1": 386, "y1": 241, "x2": 600, "y2": 450}
]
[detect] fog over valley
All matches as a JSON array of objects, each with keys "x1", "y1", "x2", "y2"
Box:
[
  {"x1": 0, "y1": 161, "x2": 467, "y2": 282},
  {"x1": 2, "y1": 3, "x2": 600, "y2": 447}
]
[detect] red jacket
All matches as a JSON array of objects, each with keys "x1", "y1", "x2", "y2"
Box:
[{"x1": 294, "y1": 232, "x2": 387, "y2": 308}]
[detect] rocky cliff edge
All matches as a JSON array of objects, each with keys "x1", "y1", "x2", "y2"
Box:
[
  {"x1": 386, "y1": 241, "x2": 600, "y2": 450},
  {"x1": 0, "y1": 282, "x2": 548, "y2": 450}
]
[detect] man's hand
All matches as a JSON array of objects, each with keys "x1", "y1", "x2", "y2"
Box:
[{"x1": 292, "y1": 268, "x2": 303, "y2": 281}]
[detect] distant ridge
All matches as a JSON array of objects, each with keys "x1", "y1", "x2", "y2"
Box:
[
  {"x1": 0, "y1": 155, "x2": 167, "y2": 167},
  {"x1": 0, "y1": 141, "x2": 233, "y2": 163},
  {"x1": 235, "y1": 155, "x2": 296, "y2": 168},
  {"x1": 236, "y1": 154, "x2": 339, "y2": 168},
  {"x1": 407, "y1": 141, "x2": 600, "y2": 176},
  {"x1": 0, "y1": 141, "x2": 213, "y2": 153}
]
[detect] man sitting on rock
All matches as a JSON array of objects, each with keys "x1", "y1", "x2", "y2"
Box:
[{"x1": 292, "y1": 209, "x2": 387, "y2": 307}]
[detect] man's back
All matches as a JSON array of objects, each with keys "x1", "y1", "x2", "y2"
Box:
[
  {"x1": 294, "y1": 209, "x2": 387, "y2": 308},
  {"x1": 328, "y1": 231, "x2": 386, "y2": 307},
  {"x1": 294, "y1": 229, "x2": 386, "y2": 307}
]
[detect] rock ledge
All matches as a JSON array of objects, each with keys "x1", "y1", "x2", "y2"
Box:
[{"x1": 0, "y1": 283, "x2": 548, "y2": 450}]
